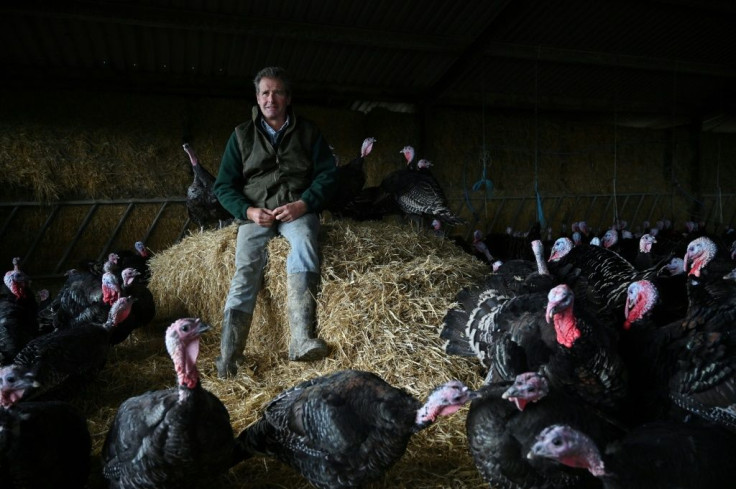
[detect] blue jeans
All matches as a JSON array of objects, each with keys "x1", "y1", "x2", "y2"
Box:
[{"x1": 224, "y1": 213, "x2": 321, "y2": 313}]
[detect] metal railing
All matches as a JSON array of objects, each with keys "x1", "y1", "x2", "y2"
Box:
[
  {"x1": 2, "y1": 191, "x2": 734, "y2": 281},
  {"x1": 451, "y1": 191, "x2": 736, "y2": 237},
  {"x1": 0, "y1": 198, "x2": 192, "y2": 280}
]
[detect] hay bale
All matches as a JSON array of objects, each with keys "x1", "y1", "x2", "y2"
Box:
[{"x1": 93, "y1": 219, "x2": 491, "y2": 488}]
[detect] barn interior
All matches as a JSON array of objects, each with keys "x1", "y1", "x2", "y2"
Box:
[{"x1": 2, "y1": 1, "x2": 736, "y2": 488}]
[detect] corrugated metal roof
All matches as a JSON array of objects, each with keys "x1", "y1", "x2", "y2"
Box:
[{"x1": 2, "y1": 0, "x2": 736, "y2": 129}]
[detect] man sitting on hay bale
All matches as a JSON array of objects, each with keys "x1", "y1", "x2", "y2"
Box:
[{"x1": 212, "y1": 66, "x2": 338, "y2": 378}]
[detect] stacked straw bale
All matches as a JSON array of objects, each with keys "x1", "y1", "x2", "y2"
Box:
[{"x1": 84, "y1": 218, "x2": 492, "y2": 488}]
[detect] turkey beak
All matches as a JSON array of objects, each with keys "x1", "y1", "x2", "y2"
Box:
[
  {"x1": 502, "y1": 384, "x2": 519, "y2": 400},
  {"x1": 683, "y1": 253, "x2": 690, "y2": 273},
  {"x1": 194, "y1": 320, "x2": 211, "y2": 336},
  {"x1": 545, "y1": 302, "x2": 558, "y2": 323},
  {"x1": 467, "y1": 389, "x2": 483, "y2": 401}
]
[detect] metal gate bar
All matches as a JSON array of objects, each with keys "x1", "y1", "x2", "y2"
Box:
[
  {"x1": 0, "y1": 206, "x2": 20, "y2": 239},
  {"x1": 0, "y1": 198, "x2": 187, "y2": 279},
  {"x1": 55, "y1": 203, "x2": 100, "y2": 274},
  {"x1": 97, "y1": 202, "x2": 136, "y2": 263},
  {"x1": 23, "y1": 205, "x2": 61, "y2": 266}
]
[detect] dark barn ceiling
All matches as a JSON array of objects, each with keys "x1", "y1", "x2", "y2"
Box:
[{"x1": 3, "y1": 0, "x2": 736, "y2": 131}]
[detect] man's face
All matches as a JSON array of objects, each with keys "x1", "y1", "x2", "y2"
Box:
[{"x1": 257, "y1": 77, "x2": 291, "y2": 125}]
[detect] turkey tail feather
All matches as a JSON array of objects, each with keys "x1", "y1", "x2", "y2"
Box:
[
  {"x1": 441, "y1": 310, "x2": 474, "y2": 357},
  {"x1": 233, "y1": 419, "x2": 269, "y2": 465}
]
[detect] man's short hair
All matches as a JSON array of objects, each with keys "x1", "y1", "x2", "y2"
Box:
[{"x1": 254, "y1": 66, "x2": 292, "y2": 95}]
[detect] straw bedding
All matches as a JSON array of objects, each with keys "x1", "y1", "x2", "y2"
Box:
[{"x1": 81, "y1": 218, "x2": 492, "y2": 488}]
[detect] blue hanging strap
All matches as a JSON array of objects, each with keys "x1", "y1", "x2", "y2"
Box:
[
  {"x1": 535, "y1": 180, "x2": 546, "y2": 229},
  {"x1": 472, "y1": 162, "x2": 494, "y2": 197},
  {"x1": 473, "y1": 94, "x2": 494, "y2": 198},
  {"x1": 532, "y1": 45, "x2": 545, "y2": 230}
]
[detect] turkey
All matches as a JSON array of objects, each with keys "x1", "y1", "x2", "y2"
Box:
[
  {"x1": 0, "y1": 364, "x2": 92, "y2": 489},
  {"x1": 2, "y1": 257, "x2": 32, "y2": 299},
  {"x1": 619, "y1": 279, "x2": 690, "y2": 424},
  {"x1": 0, "y1": 298, "x2": 37, "y2": 366},
  {"x1": 379, "y1": 145, "x2": 465, "y2": 225},
  {"x1": 325, "y1": 136, "x2": 376, "y2": 218},
  {"x1": 182, "y1": 142, "x2": 233, "y2": 230},
  {"x1": 12, "y1": 296, "x2": 133, "y2": 401},
  {"x1": 441, "y1": 240, "x2": 561, "y2": 380},
  {"x1": 480, "y1": 222, "x2": 544, "y2": 263},
  {"x1": 467, "y1": 373, "x2": 620, "y2": 489},
  {"x1": 337, "y1": 184, "x2": 399, "y2": 221},
  {"x1": 623, "y1": 277, "x2": 687, "y2": 331},
  {"x1": 101, "y1": 252, "x2": 122, "y2": 306},
  {"x1": 682, "y1": 236, "x2": 736, "y2": 323},
  {"x1": 669, "y1": 237, "x2": 736, "y2": 431},
  {"x1": 471, "y1": 229, "x2": 496, "y2": 264},
  {"x1": 601, "y1": 225, "x2": 637, "y2": 264},
  {"x1": 660, "y1": 256, "x2": 685, "y2": 276},
  {"x1": 116, "y1": 240, "x2": 152, "y2": 284},
  {"x1": 233, "y1": 369, "x2": 476, "y2": 489},
  {"x1": 633, "y1": 233, "x2": 658, "y2": 270},
  {"x1": 108, "y1": 267, "x2": 156, "y2": 345},
  {"x1": 536, "y1": 284, "x2": 628, "y2": 415},
  {"x1": 400, "y1": 144, "x2": 418, "y2": 169},
  {"x1": 528, "y1": 421, "x2": 736, "y2": 489},
  {"x1": 547, "y1": 237, "x2": 670, "y2": 315},
  {"x1": 622, "y1": 244, "x2": 736, "y2": 432},
  {"x1": 600, "y1": 228, "x2": 621, "y2": 253},
  {"x1": 41, "y1": 253, "x2": 119, "y2": 331},
  {"x1": 102, "y1": 318, "x2": 235, "y2": 489},
  {"x1": 1, "y1": 261, "x2": 39, "y2": 365}
]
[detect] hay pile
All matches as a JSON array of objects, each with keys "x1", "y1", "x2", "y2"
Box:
[{"x1": 87, "y1": 219, "x2": 492, "y2": 488}]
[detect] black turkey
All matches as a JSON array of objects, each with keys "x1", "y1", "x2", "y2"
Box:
[
  {"x1": 41, "y1": 267, "x2": 106, "y2": 331},
  {"x1": 633, "y1": 233, "x2": 658, "y2": 270},
  {"x1": 471, "y1": 229, "x2": 496, "y2": 264},
  {"x1": 102, "y1": 318, "x2": 235, "y2": 489},
  {"x1": 325, "y1": 136, "x2": 376, "y2": 218},
  {"x1": 482, "y1": 222, "x2": 546, "y2": 262},
  {"x1": 547, "y1": 237, "x2": 670, "y2": 315},
  {"x1": 669, "y1": 285, "x2": 736, "y2": 430},
  {"x1": 441, "y1": 240, "x2": 561, "y2": 381},
  {"x1": 1, "y1": 258, "x2": 39, "y2": 321},
  {"x1": 467, "y1": 373, "x2": 620, "y2": 489},
  {"x1": 536, "y1": 284, "x2": 628, "y2": 415},
  {"x1": 40, "y1": 253, "x2": 120, "y2": 332},
  {"x1": 622, "y1": 242, "x2": 736, "y2": 433},
  {"x1": 0, "y1": 364, "x2": 92, "y2": 489},
  {"x1": 108, "y1": 267, "x2": 156, "y2": 345},
  {"x1": 2, "y1": 257, "x2": 32, "y2": 299},
  {"x1": 116, "y1": 240, "x2": 152, "y2": 284},
  {"x1": 379, "y1": 145, "x2": 465, "y2": 225},
  {"x1": 12, "y1": 296, "x2": 133, "y2": 401},
  {"x1": 623, "y1": 277, "x2": 687, "y2": 331},
  {"x1": 619, "y1": 279, "x2": 690, "y2": 424},
  {"x1": 182, "y1": 142, "x2": 233, "y2": 230},
  {"x1": 234, "y1": 369, "x2": 476, "y2": 489},
  {"x1": 0, "y1": 299, "x2": 37, "y2": 366},
  {"x1": 1, "y1": 261, "x2": 39, "y2": 365},
  {"x1": 600, "y1": 228, "x2": 621, "y2": 253},
  {"x1": 400, "y1": 144, "x2": 418, "y2": 169},
  {"x1": 528, "y1": 421, "x2": 736, "y2": 489},
  {"x1": 682, "y1": 235, "x2": 735, "y2": 298},
  {"x1": 101, "y1": 252, "x2": 122, "y2": 306}
]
